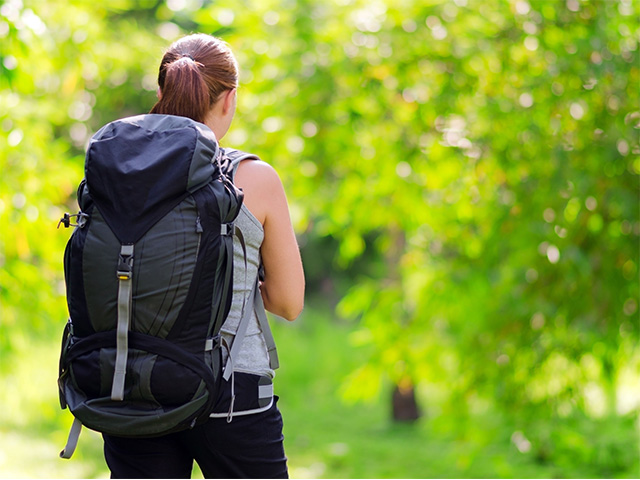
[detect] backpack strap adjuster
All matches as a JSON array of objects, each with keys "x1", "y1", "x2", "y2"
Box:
[{"x1": 221, "y1": 223, "x2": 235, "y2": 236}]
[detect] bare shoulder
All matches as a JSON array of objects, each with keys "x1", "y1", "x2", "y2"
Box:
[
  {"x1": 235, "y1": 159, "x2": 283, "y2": 188},
  {"x1": 234, "y1": 159, "x2": 286, "y2": 224}
]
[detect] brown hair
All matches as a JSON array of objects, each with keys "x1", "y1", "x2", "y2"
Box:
[{"x1": 150, "y1": 34, "x2": 238, "y2": 124}]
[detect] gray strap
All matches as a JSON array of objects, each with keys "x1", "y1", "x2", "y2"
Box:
[
  {"x1": 228, "y1": 151, "x2": 260, "y2": 181},
  {"x1": 223, "y1": 280, "x2": 256, "y2": 381},
  {"x1": 222, "y1": 277, "x2": 280, "y2": 380},
  {"x1": 227, "y1": 368, "x2": 236, "y2": 423},
  {"x1": 253, "y1": 285, "x2": 279, "y2": 370},
  {"x1": 59, "y1": 417, "x2": 83, "y2": 459},
  {"x1": 112, "y1": 244, "x2": 134, "y2": 401}
]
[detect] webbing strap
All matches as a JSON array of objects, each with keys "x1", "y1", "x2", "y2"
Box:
[
  {"x1": 222, "y1": 277, "x2": 280, "y2": 380},
  {"x1": 209, "y1": 225, "x2": 248, "y2": 340},
  {"x1": 59, "y1": 417, "x2": 82, "y2": 459},
  {"x1": 253, "y1": 285, "x2": 279, "y2": 370},
  {"x1": 223, "y1": 279, "x2": 256, "y2": 381},
  {"x1": 112, "y1": 244, "x2": 133, "y2": 401}
]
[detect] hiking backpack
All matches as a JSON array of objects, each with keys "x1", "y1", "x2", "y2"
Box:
[{"x1": 57, "y1": 114, "x2": 247, "y2": 458}]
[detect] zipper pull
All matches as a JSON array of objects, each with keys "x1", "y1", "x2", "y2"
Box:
[{"x1": 196, "y1": 216, "x2": 203, "y2": 233}]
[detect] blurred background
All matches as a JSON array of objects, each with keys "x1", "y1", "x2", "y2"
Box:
[{"x1": 0, "y1": 0, "x2": 638, "y2": 478}]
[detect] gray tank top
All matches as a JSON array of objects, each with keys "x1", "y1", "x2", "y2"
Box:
[{"x1": 220, "y1": 171, "x2": 275, "y2": 379}]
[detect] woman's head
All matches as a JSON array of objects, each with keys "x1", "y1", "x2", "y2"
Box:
[{"x1": 150, "y1": 34, "x2": 238, "y2": 127}]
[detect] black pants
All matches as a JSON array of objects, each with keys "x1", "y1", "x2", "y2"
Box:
[{"x1": 103, "y1": 398, "x2": 288, "y2": 479}]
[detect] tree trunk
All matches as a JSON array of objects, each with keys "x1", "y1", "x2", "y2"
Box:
[{"x1": 392, "y1": 381, "x2": 421, "y2": 422}]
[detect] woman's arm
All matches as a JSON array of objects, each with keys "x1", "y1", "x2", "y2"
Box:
[{"x1": 234, "y1": 160, "x2": 305, "y2": 321}]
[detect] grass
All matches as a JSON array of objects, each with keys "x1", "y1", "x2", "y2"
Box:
[{"x1": 0, "y1": 302, "x2": 638, "y2": 478}]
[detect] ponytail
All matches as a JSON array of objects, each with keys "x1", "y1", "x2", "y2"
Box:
[
  {"x1": 150, "y1": 35, "x2": 239, "y2": 125},
  {"x1": 150, "y1": 57, "x2": 210, "y2": 123}
]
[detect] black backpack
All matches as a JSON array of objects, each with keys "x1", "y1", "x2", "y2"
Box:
[{"x1": 57, "y1": 114, "x2": 244, "y2": 458}]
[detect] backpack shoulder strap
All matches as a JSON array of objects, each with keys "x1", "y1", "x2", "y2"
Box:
[
  {"x1": 222, "y1": 148, "x2": 261, "y2": 181},
  {"x1": 219, "y1": 147, "x2": 279, "y2": 374},
  {"x1": 222, "y1": 275, "x2": 279, "y2": 382}
]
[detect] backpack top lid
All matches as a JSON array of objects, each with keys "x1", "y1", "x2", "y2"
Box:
[{"x1": 85, "y1": 114, "x2": 219, "y2": 244}]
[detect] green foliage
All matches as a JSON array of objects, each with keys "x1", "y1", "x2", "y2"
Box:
[
  {"x1": 0, "y1": 0, "x2": 638, "y2": 477},
  {"x1": 0, "y1": 0, "x2": 165, "y2": 358}
]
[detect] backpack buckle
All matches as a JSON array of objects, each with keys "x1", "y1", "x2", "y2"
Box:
[{"x1": 117, "y1": 245, "x2": 134, "y2": 280}]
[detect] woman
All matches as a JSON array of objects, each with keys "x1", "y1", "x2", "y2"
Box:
[{"x1": 101, "y1": 33, "x2": 305, "y2": 479}]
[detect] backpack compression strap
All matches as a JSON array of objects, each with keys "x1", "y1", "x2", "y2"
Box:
[{"x1": 112, "y1": 244, "x2": 134, "y2": 401}]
